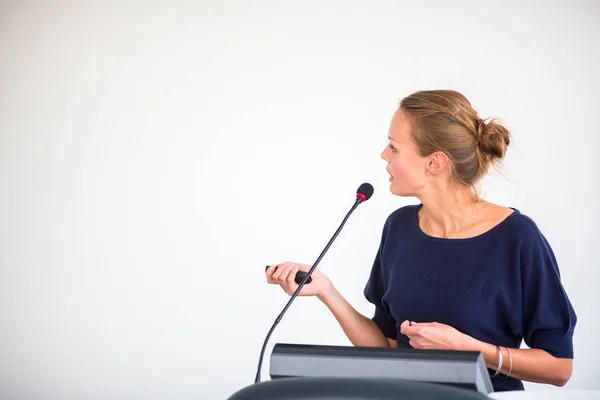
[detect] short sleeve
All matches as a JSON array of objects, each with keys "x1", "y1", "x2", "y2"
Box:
[
  {"x1": 520, "y1": 221, "x2": 577, "y2": 358},
  {"x1": 364, "y1": 218, "x2": 397, "y2": 340}
]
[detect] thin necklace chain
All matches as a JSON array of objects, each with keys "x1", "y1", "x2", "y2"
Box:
[{"x1": 425, "y1": 201, "x2": 479, "y2": 239}]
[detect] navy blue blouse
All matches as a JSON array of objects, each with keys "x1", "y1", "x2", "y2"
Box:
[{"x1": 364, "y1": 204, "x2": 577, "y2": 392}]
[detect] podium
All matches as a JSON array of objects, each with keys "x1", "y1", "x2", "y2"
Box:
[
  {"x1": 228, "y1": 343, "x2": 493, "y2": 399},
  {"x1": 227, "y1": 376, "x2": 490, "y2": 399}
]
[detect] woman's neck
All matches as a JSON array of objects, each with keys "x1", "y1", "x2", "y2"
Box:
[{"x1": 419, "y1": 184, "x2": 481, "y2": 239}]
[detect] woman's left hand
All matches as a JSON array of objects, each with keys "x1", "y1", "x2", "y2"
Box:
[{"x1": 400, "y1": 320, "x2": 474, "y2": 350}]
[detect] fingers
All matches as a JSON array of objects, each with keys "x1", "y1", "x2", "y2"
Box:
[
  {"x1": 400, "y1": 320, "x2": 410, "y2": 333},
  {"x1": 271, "y1": 263, "x2": 289, "y2": 282},
  {"x1": 410, "y1": 338, "x2": 428, "y2": 349},
  {"x1": 401, "y1": 320, "x2": 439, "y2": 350},
  {"x1": 400, "y1": 320, "x2": 418, "y2": 335},
  {"x1": 265, "y1": 264, "x2": 278, "y2": 284},
  {"x1": 266, "y1": 263, "x2": 293, "y2": 285},
  {"x1": 266, "y1": 262, "x2": 313, "y2": 296},
  {"x1": 401, "y1": 320, "x2": 431, "y2": 334},
  {"x1": 269, "y1": 262, "x2": 299, "y2": 294},
  {"x1": 400, "y1": 321, "x2": 417, "y2": 343},
  {"x1": 285, "y1": 265, "x2": 300, "y2": 295}
]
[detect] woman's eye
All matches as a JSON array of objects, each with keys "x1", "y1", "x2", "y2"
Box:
[{"x1": 389, "y1": 144, "x2": 397, "y2": 152}]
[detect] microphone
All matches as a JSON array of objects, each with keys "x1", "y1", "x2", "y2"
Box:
[{"x1": 255, "y1": 182, "x2": 374, "y2": 384}]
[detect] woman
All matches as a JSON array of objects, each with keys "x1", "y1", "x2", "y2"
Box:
[{"x1": 265, "y1": 90, "x2": 576, "y2": 392}]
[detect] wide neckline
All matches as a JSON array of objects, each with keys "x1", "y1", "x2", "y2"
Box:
[{"x1": 412, "y1": 203, "x2": 520, "y2": 243}]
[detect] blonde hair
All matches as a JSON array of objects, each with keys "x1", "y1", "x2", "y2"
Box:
[{"x1": 399, "y1": 90, "x2": 511, "y2": 188}]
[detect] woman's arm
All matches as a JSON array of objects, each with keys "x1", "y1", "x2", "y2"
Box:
[
  {"x1": 318, "y1": 285, "x2": 395, "y2": 348},
  {"x1": 400, "y1": 320, "x2": 573, "y2": 387},
  {"x1": 468, "y1": 338, "x2": 572, "y2": 387},
  {"x1": 266, "y1": 262, "x2": 396, "y2": 349}
]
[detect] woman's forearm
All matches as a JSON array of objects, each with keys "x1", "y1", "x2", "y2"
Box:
[
  {"x1": 318, "y1": 285, "x2": 391, "y2": 348},
  {"x1": 464, "y1": 338, "x2": 573, "y2": 386}
]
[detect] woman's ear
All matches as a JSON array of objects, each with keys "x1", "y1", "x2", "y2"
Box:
[{"x1": 427, "y1": 151, "x2": 449, "y2": 175}]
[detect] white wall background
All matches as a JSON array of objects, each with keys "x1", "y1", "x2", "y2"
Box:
[{"x1": 0, "y1": 1, "x2": 598, "y2": 399}]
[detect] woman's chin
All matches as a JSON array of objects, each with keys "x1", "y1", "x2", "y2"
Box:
[
  {"x1": 389, "y1": 182, "x2": 413, "y2": 197},
  {"x1": 389, "y1": 182, "x2": 403, "y2": 196}
]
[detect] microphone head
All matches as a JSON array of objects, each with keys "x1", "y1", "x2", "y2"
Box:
[{"x1": 356, "y1": 183, "x2": 374, "y2": 202}]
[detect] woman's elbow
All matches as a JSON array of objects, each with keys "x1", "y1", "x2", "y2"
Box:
[{"x1": 552, "y1": 359, "x2": 573, "y2": 387}]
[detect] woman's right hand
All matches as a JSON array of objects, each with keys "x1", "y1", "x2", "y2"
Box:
[{"x1": 266, "y1": 261, "x2": 332, "y2": 297}]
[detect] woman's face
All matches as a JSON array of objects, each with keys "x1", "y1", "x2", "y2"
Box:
[{"x1": 381, "y1": 108, "x2": 429, "y2": 197}]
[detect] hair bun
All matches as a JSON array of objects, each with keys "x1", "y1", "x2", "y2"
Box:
[{"x1": 477, "y1": 118, "x2": 511, "y2": 161}]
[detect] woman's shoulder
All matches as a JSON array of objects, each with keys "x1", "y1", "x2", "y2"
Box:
[
  {"x1": 378, "y1": 204, "x2": 420, "y2": 236},
  {"x1": 386, "y1": 204, "x2": 420, "y2": 225},
  {"x1": 480, "y1": 202, "x2": 545, "y2": 242}
]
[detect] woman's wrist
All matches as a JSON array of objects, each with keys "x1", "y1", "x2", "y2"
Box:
[
  {"x1": 317, "y1": 281, "x2": 337, "y2": 303},
  {"x1": 461, "y1": 336, "x2": 500, "y2": 370}
]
